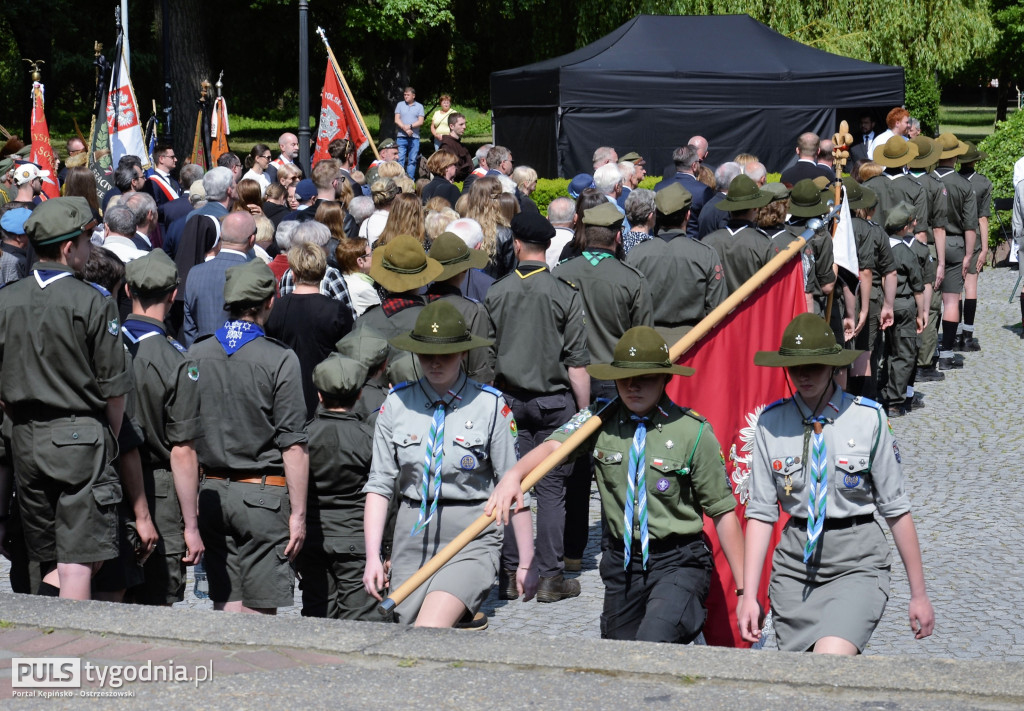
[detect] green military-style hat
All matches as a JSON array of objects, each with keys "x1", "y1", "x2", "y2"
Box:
[
  {"x1": 619, "y1": 151, "x2": 644, "y2": 164},
  {"x1": 369, "y1": 234, "x2": 444, "y2": 293},
  {"x1": 223, "y1": 258, "x2": 276, "y2": 306},
  {"x1": 715, "y1": 174, "x2": 772, "y2": 212},
  {"x1": 787, "y1": 180, "x2": 829, "y2": 218},
  {"x1": 378, "y1": 138, "x2": 398, "y2": 150},
  {"x1": 959, "y1": 141, "x2": 988, "y2": 164},
  {"x1": 762, "y1": 181, "x2": 790, "y2": 201},
  {"x1": 428, "y1": 232, "x2": 489, "y2": 281},
  {"x1": 582, "y1": 202, "x2": 625, "y2": 228},
  {"x1": 23, "y1": 196, "x2": 96, "y2": 247},
  {"x1": 125, "y1": 248, "x2": 179, "y2": 294},
  {"x1": 936, "y1": 132, "x2": 968, "y2": 160},
  {"x1": 0, "y1": 157, "x2": 14, "y2": 176},
  {"x1": 654, "y1": 182, "x2": 692, "y2": 216},
  {"x1": 812, "y1": 176, "x2": 834, "y2": 192},
  {"x1": 872, "y1": 135, "x2": 918, "y2": 168},
  {"x1": 754, "y1": 313, "x2": 861, "y2": 368},
  {"x1": 885, "y1": 201, "x2": 915, "y2": 233},
  {"x1": 313, "y1": 353, "x2": 367, "y2": 399},
  {"x1": 908, "y1": 136, "x2": 939, "y2": 170},
  {"x1": 336, "y1": 327, "x2": 390, "y2": 371},
  {"x1": 843, "y1": 177, "x2": 877, "y2": 211},
  {"x1": 586, "y1": 326, "x2": 694, "y2": 381},
  {"x1": 389, "y1": 299, "x2": 492, "y2": 355}
]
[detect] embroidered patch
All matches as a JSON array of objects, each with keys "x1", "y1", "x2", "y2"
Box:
[
  {"x1": 501, "y1": 403, "x2": 511, "y2": 418},
  {"x1": 652, "y1": 458, "x2": 664, "y2": 468},
  {"x1": 892, "y1": 440, "x2": 901, "y2": 463},
  {"x1": 460, "y1": 454, "x2": 476, "y2": 470},
  {"x1": 108, "y1": 319, "x2": 119, "y2": 336},
  {"x1": 510, "y1": 418, "x2": 518, "y2": 438},
  {"x1": 187, "y1": 365, "x2": 199, "y2": 382},
  {"x1": 656, "y1": 478, "x2": 670, "y2": 492},
  {"x1": 843, "y1": 474, "x2": 861, "y2": 488}
]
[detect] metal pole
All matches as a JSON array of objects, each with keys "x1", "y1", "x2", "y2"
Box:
[
  {"x1": 160, "y1": 0, "x2": 172, "y2": 144},
  {"x1": 298, "y1": 0, "x2": 311, "y2": 175}
]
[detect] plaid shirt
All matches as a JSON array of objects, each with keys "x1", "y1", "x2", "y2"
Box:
[{"x1": 279, "y1": 266, "x2": 357, "y2": 320}]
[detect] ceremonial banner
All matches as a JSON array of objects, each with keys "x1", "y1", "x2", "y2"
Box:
[
  {"x1": 667, "y1": 258, "x2": 807, "y2": 647},
  {"x1": 313, "y1": 58, "x2": 370, "y2": 165},
  {"x1": 210, "y1": 96, "x2": 230, "y2": 165},
  {"x1": 833, "y1": 185, "x2": 859, "y2": 275},
  {"x1": 107, "y1": 46, "x2": 150, "y2": 169},
  {"x1": 29, "y1": 82, "x2": 59, "y2": 199}
]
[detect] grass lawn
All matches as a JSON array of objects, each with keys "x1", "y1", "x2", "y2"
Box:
[{"x1": 938, "y1": 105, "x2": 1017, "y2": 145}]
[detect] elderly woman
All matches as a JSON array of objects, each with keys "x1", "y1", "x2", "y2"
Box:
[
  {"x1": 421, "y1": 149, "x2": 461, "y2": 208},
  {"x1": 511, "y1": 165, "x2": 540, "y2": 214},
  {"x1": 359, "y1": 178, "x2": 400, "y2": 245},
  {"x1": 279, "y1": 220, "x2": 357, "y2": 319},
  {"x1": 621, "y1": 188, "x2": 656, "y2": 254}
]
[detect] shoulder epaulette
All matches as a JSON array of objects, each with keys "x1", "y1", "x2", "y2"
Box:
[
  {"x1": 854, "y1": 395, "x2": 883, "y2": 410},
  {"x1": 555, "y1": 275, "x2": 579, "y2": 290},
  {"x1": 85, "y1": 280, "x2": 110, "y2": 297},
  {"x1": 263, "y1": 335, "x2": 290, "y2": 349},
  {"x1": 192, "y1": 333, "x2": 215, "y2": 345},
  {"x1": 682, "y1": 407, "x2": 707, "y2": 423},
  {"x1": 167, "y1": 336, "x2": 188, "y2": 354},
  {"x1": 476, "y1": 383, "x2": 502, "y2": 397},
  {"x1": 388, "y1": 380, "x2": 415, "y2": 394},
  {"x1": 762, "y1": 397, "x2": 790, "y2": 412}
]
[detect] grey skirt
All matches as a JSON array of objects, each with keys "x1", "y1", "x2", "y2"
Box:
[
  {"x1": 770, "y1": 517, "x2": 892, "y2": 652},
  {"x1": 390, "y1": 497, "x2": 502, "y2": 625}
]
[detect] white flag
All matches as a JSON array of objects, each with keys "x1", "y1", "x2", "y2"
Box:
[
  {"x1": 106, "y1": 46, "x2": 150, "y2": 170},
  {"x1": 832, "y1": 185, "x2": 859, "y2": 275}
]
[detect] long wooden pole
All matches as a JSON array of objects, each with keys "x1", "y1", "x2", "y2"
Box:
[
  {"x1": 378, "y1": 209, "x2": 839, "y2": 616},
  {"x1": 316, "y1": 27, "x2": 379, "y2": 161}
]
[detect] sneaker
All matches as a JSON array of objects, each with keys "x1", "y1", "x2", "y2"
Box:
[
  {"x1": 915, "y1": 367, "x2": 945, "y2": 382},
  {"x1": 498, "y1": 568, "x2": 519, "y2": 600},
  {"x1": 454, "y1": 611, "x2": 489, "y2": 631},
  {"x1": 563, "y1": 558, "x2": 582, "y2": 572},
  {"x1": 536, "y1": 574, "x2": 581, "y2": 603}
]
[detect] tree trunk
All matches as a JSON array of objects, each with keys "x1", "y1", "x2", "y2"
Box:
[
  {"x1": 995, "y1": 74, "x2": 1010, "y2": 123},
  {"x1": 161, "y1": 0, "x2": 210, "y2": 167},
  {"x1": 373, "y1": 40, "x2": 412, "y2": 142}
]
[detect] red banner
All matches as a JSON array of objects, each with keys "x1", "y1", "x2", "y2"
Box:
[
  {"x1": 29, "y1": 83, "x2": 59, "y2": 199},
  {"x1": 211, "y1": 96, "x2": 230, "y2": 166},
  {"x1": 667, "y1": 257, "x2": 807, "y2": 647},
  {"x1": 313, "y1": 59, "x2": 369, "y2": 165}
]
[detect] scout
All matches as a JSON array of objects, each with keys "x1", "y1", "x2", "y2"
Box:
[
  {"x1": 487, "y1": 326, "x2": 746, "y2": 644},
  {"x1": 702, "y1": 174, "x2": 775, "y2": 294}
]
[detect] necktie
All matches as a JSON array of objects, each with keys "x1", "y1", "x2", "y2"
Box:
[
  {"x1": 803, "y1": 416, "x2": 828, "y2": 562},
  {"x1": 623, "y1": 416, "x2": 650, "y2": 569},
  {"x1": 411, "y1": 401, "x2": 445, "y2": 536}
]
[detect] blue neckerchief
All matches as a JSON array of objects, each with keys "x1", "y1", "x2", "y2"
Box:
[
  {"x1": 34, "y1": 269, "x2": 73, "y2": 288},
  {"x1": 215, "y1": 320, "x2": 264, "y2": 355},
  {"x1": 122, "y1": 318, "x2": 166, "y2": 343}
]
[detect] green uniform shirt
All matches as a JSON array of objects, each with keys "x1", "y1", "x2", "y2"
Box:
[
  {"x1": 189, "y1": 330, "x2": 308, "y2": 474},
  {"x1": 908, "y1": 171, "x2": 949, "y2": 243},
  {"x1": 701, "y1": 221, "x2": 774, "y2": 294},
  {"x1": 932, "y1": 167, "x2": 978, "y2": 236},
  {"x1": 909, "y1": 238, "x2": 937, "y2": 285},
  {"x1": 625, "y1": 229, "x2": 726, "y2": 330},
  {"x1": 552, "y1": 248, "x2": 653, "y2": 364},
  {"x1": 889, "y1": 237, "x2": 925, "y2": 302},
  {"x1": 122, "y1": 315, "x2": 203, "y2": 467},
  {"x1": 962, "y1": 170, "x2": 992, "y2": 219},
  {"x1": 548, "y1": 395, "x2": 735, "y2": 540},
  {"x1": 345, "y1": 299, "x2": 424, "y2": 387},
  {"x1": 485, "y1": 260, "x2": 589, "y2": 394},
  {"x1": 863, "y1": 173, "x2": 928, "y2": 235},
  {"x1": 853, "y1": 217, "x2": 896, "y2": 294},
  {"x1": 307, "y1": 408, "x2": 374, "y2": 543},
  {"x1": 0, "y1": 263, "x2": 131, "y2": 413}
]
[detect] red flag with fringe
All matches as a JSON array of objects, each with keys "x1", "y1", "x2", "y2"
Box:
[
  {"x1": 29, "y1": 82, "x2": 59, "y2": 199},
  {"x1": 313, "y1": 58, "x2": 369, "y2": 165},
  {"x1": 667, "y1": 257, "x2": 807, "y2": 647}
]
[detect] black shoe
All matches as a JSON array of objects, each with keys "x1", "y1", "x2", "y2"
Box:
[
  {"x1": 889, "y1": 405, "x2": 909, "y2": 418},
  {"x1": 953, "y1": 334, "x2": 966, "y2": 351},
  {"x1": 937, "y1": 357, "x2": 956, "y2": 371},
  {"x1": 965, "y1": 335, "x2": 981, "y2": 351},
  {"x1": 915, "y1": 367, "x2": 945, "y2": 382},
  {"x1": 536, "y1": 574, "x2": 581, "y2": 603},
  {"x1": 454, "y1": 611, "x2": 489, "y2": 631},
  {"x1": 912, "y1": 392, "x2": 926, "y2": 408},
  {"x1": 498, "y1": 568, "x2": 519, "y2": 600}
]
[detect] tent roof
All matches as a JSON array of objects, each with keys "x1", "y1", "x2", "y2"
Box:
[{"x1": 492, "y1": 14, "x2": 903, "y2": 109}]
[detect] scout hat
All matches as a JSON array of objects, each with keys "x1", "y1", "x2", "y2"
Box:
[
  {"x1": 787, "y1": 179, "x2": 829, "y2": 218},
  {"x1": 223, "y1": 258, "x2": 276, "y2": 306},
  {"x1": 428, "y1": 231, "x2": 488, "y2": 281},
  {"x1": 872, "y1": 135, "x2": 918, "y2": 168},
  {"x1": 908, "y1": 136, "x2": 939, "y2": 170},
  {"x1": 762, "y1": 181, "x2": 790, "y2": 201},
  {"x1": 715, "y1": 174, "x2": 772, "y2": 211},
  {"x1": 125, "y1": 248, "x2": 179, "y2": 294},
  {"x1": 619, "y1": 151, "x2": 644, "y2": 165},
  {"x1": 936, "y1": 132, "x2": 968, "y2": 160},
  {"x1": 511, "y1": 211, "x2": 555, "y2": 244},
  {"x1": 378, "y1": 138, "x2": 398, "y2": 151},
  {"x1": 568, "y1": 173, "x2": 596, "y2": 199},
  {"x1": 0, "y1": 206, "x2": 32, "y2": 236},
  {"x1": 13, "y1": 163, "x2": 49, "y2": 186},
  {"x1": 754, "y1": 312, "x2": 861, "y2": 367},
  {"x1": 336, "y1": 328, "x2": 389, "y2": 371},
  {"x1": 586, "y1": 326, "x2": 694, "y2": 380},
  {"x1": 23, "y1": 196, "x2": 96, "y2": 247},
  {"x1": 582, "y1": 202, "x2": 624, "y2": 229},
  {"x1": 843, "y1": 177, "x2": 877, "y2": 211},
  {"x1": 369, "y1": 233, "x2": 443, "y2": 292},
  {"x1": 959, "y1": 141, "x2": 987, "y2": 164},
  {"x1": 0, "y1": 157, "x2": 14, "y2": 177},
  {"x1": 389, "y1": 299, "x2": 492, "y2": 355},
  {"x1": 312, "y1": 353, "x2": 367, "y2": 399},
  {"x1": 654, "y1": 182, "x2": 692, "y2": 216},
  {"x1": 884, "y1": 201, "x2": 915, "y2": 233},
  {"x1": 811, "y1": 176, "x2": 834, "y2": 192}
]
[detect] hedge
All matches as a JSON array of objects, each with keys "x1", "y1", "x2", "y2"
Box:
[{"x1": 977, "y1": 110, "x2": 1024, "y2": 246}]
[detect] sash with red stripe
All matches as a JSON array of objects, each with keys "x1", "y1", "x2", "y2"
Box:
[{"x1": 148, "y1": 173, "x2": 179, "y2": 201}]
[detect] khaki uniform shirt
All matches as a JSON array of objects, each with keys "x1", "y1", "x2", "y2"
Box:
[
  {"x1": 864, "y1": 172, "x2": 928, "y2": 234},
  {"x1": 307, "y1": 408, "x2": 374, "y2": 544},
  {"x1": 932, "y1": 167, "x2": 979, "y2": 236},
  {"x1": 908, "y1": 171, "x2": 949, "y2": 243},
  {"x1": 702, "y1": 221, "x2": 774, "y2": 294}
]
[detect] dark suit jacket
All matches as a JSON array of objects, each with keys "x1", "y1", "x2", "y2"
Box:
[
  {"x1": 779, "y1": 160, "x2": 835, "y2": 188},
  {"x1": 182, "y1": 250, "x2": 250, "y2": 346},
  {"x1": 654, "y1": 172, "x2": 714, "y2": 240}
]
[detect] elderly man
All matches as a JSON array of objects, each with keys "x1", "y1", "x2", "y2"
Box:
[
  {"x1": 183, "y1": 211, "x2": 255, "y2": 345},
  {"x1": 100, "y1": 204, "x2": 148, "y2": 265},
  {"x1": 546, "y1": 196, "x2": 576, "y2": 268},
  {"x1": 394, "y1": 86, "x2": 424, "y2": 179},
  {"x1": 698, "y1": 161, "x2": 743, "y2": 238},
  {"x1": 265, "y1": 132, "x2": 302, "y2": 185},
  {"x1": 594, "y1": 163, "x2": 629, "y2": 230},
  {"x1": 688, "y1": 135, "x2": 709, "y2": 164},
  {"x1": 124, "y1": 191, "x2": 159, "y2": 251},
  {"x1": 656, "y1": 145, "x2": 713, "y2": 240},
  {"x1": 592, "y1": 146, "x2": 618, "y2": 171}
]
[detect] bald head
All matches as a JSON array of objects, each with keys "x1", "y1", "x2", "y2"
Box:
[
  {"x1": 221, "y1": 211, "x2": 257, "y2": 248},
  {"x1": 278, "y1": 132, "x2": 299, "y2": 160},
  {"x1": 796, "y1": 132, "x2": 819, "y2": 159},
  {"x1": 688, "y1": 136, "x2": 708, "y2": 161}
]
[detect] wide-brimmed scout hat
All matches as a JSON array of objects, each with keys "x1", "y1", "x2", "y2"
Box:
[
  {"x1": 936, "y1": 132, "x2": 968, "y2": 160},
  {"x1": 428, "y1": 231, "x2": 489, "y2": 281},
  {"x1": 24, "y1": 196, "x2": 96, "y2": 247},
  {"x1": 586, "y1": 326, "x2": 694, "y2": 380},
  {"x1": 908, "y1": 136, "x2": 939, "y2": 170},
  {"x1": 843, "y1": 177, "x2": 877, "y2": 211},
  {"x1": 389, "y1": 299, "x2": 492, "y2": 355},
  {"x1": 872, "y1": 135, "x2": 918, "y2": 168},
  {"x1": 959, "y1": 141, "x2": 987, "y2": 164},
  {"x1": 223, "y1": 258, "x2": 276, "y2": 305},
  {"x1": 762, "y1": 181, "x2": 790, "y2": 201},
  {"x1": 715, "y1": 174, "x2": 772, "y2": 212},
  {"x1": 369, "y1": 234, "x2": 443, "y2": 293},
  {"x1": 754, "y1": 312, "x2": 861, "y2": 367},
  {"x1": 787, "y1": 179, "x2": 829, "y2": 218}
]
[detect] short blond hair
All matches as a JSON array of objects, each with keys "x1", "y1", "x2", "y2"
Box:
[{"x1": 288, "y1": 242, "x2": 327, "y2": 285}]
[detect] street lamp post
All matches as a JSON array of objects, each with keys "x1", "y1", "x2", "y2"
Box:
[{"x1": 298, "y1": 0, "x2": 311, "y2": 175}]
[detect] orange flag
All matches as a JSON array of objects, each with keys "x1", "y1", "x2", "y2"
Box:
[
  {"x1": 29, "y1": 82, "x2": 59, "y2": 199},
  {"x1": 313, "y1": 58, "x2": 369, "y2": 165},
  {"x1": 211, "y1": 96, "x2": 230, "y2": 165}
]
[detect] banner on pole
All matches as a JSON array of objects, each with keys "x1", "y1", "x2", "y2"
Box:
[
  {"x1": 106, "y1": 46, "x2": 150, "y2": 170},
  {"x1": 313, "y1": 58, "x2": 369, "y2": 165},
  {"x1": 211, "y1": 96, "x2": 230, "y2": 165},
  {"x1": 29, "y1": 82, "x2": 59, "y2": 199}
]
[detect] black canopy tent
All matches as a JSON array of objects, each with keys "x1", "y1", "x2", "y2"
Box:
[{"x1": 490, "y1": 14, "x2": 904, "y2": 178}]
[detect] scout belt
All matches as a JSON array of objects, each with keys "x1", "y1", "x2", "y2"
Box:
[{"x1": 201, "y1": 467, "x2": 287, "y2": 487}]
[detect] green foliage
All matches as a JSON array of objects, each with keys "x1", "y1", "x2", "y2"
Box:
[
  {"x1": 341, "y1": 0, "x2": 455, "y2": 40},
  {"x1": 905, "y1": 68, "x2": 941, "y2": 136},
  {"x1": 977, "y1": 108, "x2": 1024, "y2": 205},
  {"x1": 532, "y1": 178, "x2": 570, "y2": 215}
]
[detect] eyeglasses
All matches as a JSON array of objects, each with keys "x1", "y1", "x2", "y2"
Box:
[
  {"x1": 164, "y1": 154, "x2": 178, "y2": 161},
  {"x1": 69, "y1": 148, "x2": 86, "y2": 156},
  {"x1": 260, "y1": 154, "x2": 272, "y2": 161}
]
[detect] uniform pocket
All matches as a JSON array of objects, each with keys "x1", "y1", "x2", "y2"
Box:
[
  {"x1": 646, "y1": 455, "x2": 688, "y2": 497},
  {"x1": 243, "y1": 489, "x2": 282, "y2": 512},
  {"x1": 767, "y1": 452, "x2": 805, "y2": 500},
  {"x1": 833, "y1": 451, "x2": 873, "y2": 506},
  {"x1": 92, "y1": 479, "x2": 123, "y2": 507}
]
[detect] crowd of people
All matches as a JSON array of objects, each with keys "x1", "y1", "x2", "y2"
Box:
[{"x1": 7, "y1": 98, "x2": 1013, "y2": 653}]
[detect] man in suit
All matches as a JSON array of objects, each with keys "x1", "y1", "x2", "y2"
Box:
[
  {"x1": 182, "y1": 211, "x2": 254, "y2": 346},
  {"x1": 655, "y1": 145, "x2": 713, "y2": 240},
  {"x1": 779, "y1": 133, "x2": 835, "y2": 187}
]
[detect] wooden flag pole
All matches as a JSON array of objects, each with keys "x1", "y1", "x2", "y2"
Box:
[
  {"x1": 377, "y1": 207, "x2": 840, "y2": 616},
  {"x1": 315, "y1": 27, "x2": 379, "y2": 160}
]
